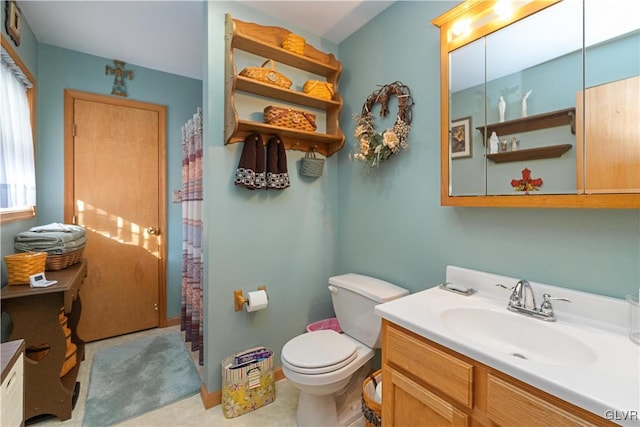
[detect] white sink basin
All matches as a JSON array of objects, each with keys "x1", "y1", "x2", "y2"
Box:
[
  {"x1": 374, "y1": 266, "x2": 640, "y2": 421},
  {"x1": 440, "y1": 307, "x2": 598, "y2": 366}
]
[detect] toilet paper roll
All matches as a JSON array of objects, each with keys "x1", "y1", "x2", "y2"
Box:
[{"x1": 246, "y1": 290, "x2": 268, "y2": 312}]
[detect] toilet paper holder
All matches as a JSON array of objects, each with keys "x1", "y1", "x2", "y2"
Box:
[{"x1": 234, "y1": 286, "x2": 268, "y2": 311}]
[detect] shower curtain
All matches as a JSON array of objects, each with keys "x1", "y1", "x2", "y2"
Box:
[{"x1": 181, "y1": 108, "x2": 204, "y2": 365}]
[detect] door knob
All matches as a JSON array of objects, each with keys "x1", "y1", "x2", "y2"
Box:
[{"x1": 146, "y1": 227, "x2": 160, "y2": 235}]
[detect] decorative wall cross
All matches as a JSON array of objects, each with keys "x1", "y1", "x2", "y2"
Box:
[
  {"x1": 105, "y1": 60, "x2": 133, "y2": 97},
  {"x1": 511, "y1": 168, "x2": 543, "y2": 193}
]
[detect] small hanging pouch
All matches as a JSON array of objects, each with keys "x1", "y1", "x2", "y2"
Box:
[{"x1": 300, "y1": 149, "x2": 324, "y2": 178}]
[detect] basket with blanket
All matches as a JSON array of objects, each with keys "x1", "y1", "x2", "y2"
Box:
[{"x1": 14, "y1": 223, "x2": 87, "y2": 271}]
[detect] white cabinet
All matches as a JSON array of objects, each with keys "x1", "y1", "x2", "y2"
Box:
[{"x1": 1, "y1": 341, "x2": 24, "y2": 427}]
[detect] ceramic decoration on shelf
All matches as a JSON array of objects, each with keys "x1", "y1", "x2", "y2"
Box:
[
  {"x1": 521, "y1": 89, "x2": 532, "y2": 117},
  {"x1": 489, "y1": 131, "x2": 500, "y2": 154}
]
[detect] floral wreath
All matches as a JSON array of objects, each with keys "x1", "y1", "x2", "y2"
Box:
[{"x1": 351, "y1": 81, "x2": 414, "y2": 171}]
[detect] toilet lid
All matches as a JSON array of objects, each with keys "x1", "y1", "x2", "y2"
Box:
[{"x1": 282, "y1": 330, "x2": 357, "y2": 374}]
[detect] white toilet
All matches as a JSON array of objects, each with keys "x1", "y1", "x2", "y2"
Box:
[{"x1": 281, "y1": 273, "x2": 409, "y2": 426}]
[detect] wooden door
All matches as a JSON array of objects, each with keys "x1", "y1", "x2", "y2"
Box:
[
  {"x1": 64, "y1": 90, "x2": 167, "y2": 342},
  {"x1": 576, "y1": 76, "x2": 640, "y2": 193}
]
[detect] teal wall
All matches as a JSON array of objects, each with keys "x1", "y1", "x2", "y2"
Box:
[
  {"x1": 5, "y1": 0, "x2": 639, "y2": 398},
  {"x1": 35, "y1": 44, "x2": 202, "y2": 317},
  {"x1": 337, "y1": 2, "x2": 639, "y2": 302},
  {"x1": 203, "y1": 1, "x2": 339, "y2": 390},
  {"x1": 1, "y1": 1, "x2": 38, "y2": 284}
]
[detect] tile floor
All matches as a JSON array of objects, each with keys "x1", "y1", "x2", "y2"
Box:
[{"x1": 33, "y1": 326, "x2": 367, "y2": 427}]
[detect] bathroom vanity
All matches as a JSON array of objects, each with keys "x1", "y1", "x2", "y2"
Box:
[{"x1": 375, "y1": 266, "x2": 639, "y2": 426}]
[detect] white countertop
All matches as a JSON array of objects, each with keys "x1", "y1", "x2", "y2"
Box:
[{"x1": 375, "y1": 266, "x2": 640, "y2": 425}]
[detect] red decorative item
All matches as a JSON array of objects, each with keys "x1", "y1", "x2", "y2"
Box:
[{"x1": 511, "y1": 168, "x2": 543, "y2": 193}]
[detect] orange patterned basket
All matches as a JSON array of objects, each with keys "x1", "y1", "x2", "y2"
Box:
[{"x1": 4, "y1": 252, "x2": 48, "y2": 285}]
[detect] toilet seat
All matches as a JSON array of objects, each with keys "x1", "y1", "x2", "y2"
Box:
[{"x1": 282, "y1": 330, "x2": 358, "y2": 374}]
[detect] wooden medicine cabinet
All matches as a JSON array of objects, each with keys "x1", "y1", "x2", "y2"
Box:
[{"x1": 432, "y1": 0, "x2": 639, "y2": 208}]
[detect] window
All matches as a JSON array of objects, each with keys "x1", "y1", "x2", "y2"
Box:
[{"x1": 1, "y1": 35, "x2": 36, "y2": 222}]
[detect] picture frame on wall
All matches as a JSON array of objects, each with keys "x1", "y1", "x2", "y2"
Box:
[
  {"x1": 451, "y1": 116, "x2": 472, "y2": 159},
  {"x1": 5, "y1": 1, "x2": 22, "y2": 47}
]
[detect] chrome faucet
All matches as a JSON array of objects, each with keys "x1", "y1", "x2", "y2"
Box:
[{"x1": 497, "y1": 280, "x2": 570, "y2": 322}]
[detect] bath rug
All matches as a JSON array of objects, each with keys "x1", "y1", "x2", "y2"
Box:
[{"x1": 82, "y1": 331, "x2": 201, "y2": 427}]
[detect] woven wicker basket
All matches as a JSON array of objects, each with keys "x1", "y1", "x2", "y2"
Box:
[
  {"x1": 282, "y1": 33, "x2": 305, "y2": 55},
  {"x1": 362, "y1": 370, "x2": 382, "y2": 427},
  {"x1": 45, "y1": 248, "x2": 84, "y2": 271},
  {"x1": 300, "y1": 150, "x2": 324, "y2": 177},
  {"x1": 239, "y1": 59, "x2": 292, "y2": 89},
  {"x1": 264, "y1": 106, "x2": 317, "y2": 132},
  {"x1": 303, "y1": 80, "x2": 334, "y2": 100},
  {"x1": 4, "y1": 252, "x2": 48, "y2": 285}
]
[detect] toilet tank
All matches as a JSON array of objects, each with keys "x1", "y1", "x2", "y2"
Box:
[{"x1": 328, "y1": 274, "x2": 409, "y2": 348}]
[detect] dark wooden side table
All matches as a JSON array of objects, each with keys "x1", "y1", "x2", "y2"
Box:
[{"x1": 1, "y1": 259, "x2": 87, "y2": 422}]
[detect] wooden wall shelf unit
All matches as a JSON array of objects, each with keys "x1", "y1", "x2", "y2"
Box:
[
  {"x1": 225, "y1": 14, "x2": 345, "y2": 157},
  {"x1": 487, "y1": 144, "x2": 572, "y2": 164},
  {"x1": 1, "y1": 260, "x2": 87, "y2": 422}
]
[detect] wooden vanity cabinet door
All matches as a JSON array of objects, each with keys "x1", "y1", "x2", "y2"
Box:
[
  {"x1": 384, "y1": 366, "x2": 469, "y2": 427},
  {"x1": 487, "y1": 375, "x2": 599, "y2": 427},
  {"x1": 384, "y1": 322, "x2": 473, "y2": 408}
]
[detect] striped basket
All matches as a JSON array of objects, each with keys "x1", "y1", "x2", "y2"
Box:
[
  {"x1": 303, "y1": 80, "x2": 334, "y2": 100},
  {"x1": 264, "y1": 105, "x2": 317, "y2": 132},
  {"x1": 4, "y1": 252, "x2": 48, "y2": 285},
  {"x1": 239, "y1": 59, "x2": 292, "y2": 89},
  {"x1": 282, "y1": 33, "x2": 305, "y2": 55},
  {"x1": 362, "y1": 370, "x2": 382, "y2": 427},
  {"x1": 300, "y1": 150, "x2": 324, "y2": 178},
  {"x1": 46, "y1": 247, "x2": 84, "y2": 271}
]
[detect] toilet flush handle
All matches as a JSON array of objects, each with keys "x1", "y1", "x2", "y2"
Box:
[{"x1": 328, "y1": 285, "x2": 339, "y2": 294}]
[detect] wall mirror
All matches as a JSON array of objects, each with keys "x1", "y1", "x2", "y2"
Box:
[{"x1": 434, "y1": 0, "x2": 639, "y2": 208}]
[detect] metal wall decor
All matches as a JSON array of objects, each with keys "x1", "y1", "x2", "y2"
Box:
[
  {"x1": 5, "y1": 1, "x2": 22, "y2": 46},
  {"x1": 105, "y1": 60, "x2": 133, "y2": 97}
]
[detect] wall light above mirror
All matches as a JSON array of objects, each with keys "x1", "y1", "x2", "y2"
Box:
[{"x1": 433, "y1": 0, "x2": 640, "y2": 208}]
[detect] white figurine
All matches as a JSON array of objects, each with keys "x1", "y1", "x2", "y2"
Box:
[
  {"x1": 489, "y1": 132, "x2": 499, "y2": 154},
  {"x1": 521, "y1": 90, "x2": 532, "y2": 117},
  {"x1": 498, "y1": 96, "x2": 506, "y2": 122}
]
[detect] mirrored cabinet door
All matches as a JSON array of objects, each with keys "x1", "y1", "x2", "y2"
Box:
[
  {"x1": 484, "y1": 1, "x2": 583, "y2": 196},
  {"x1": 449, "y1": 39, "x2": 485, "y2": 196},
  {"x1": 580, "y1": 0, "x2": 640, "y2": 194}
]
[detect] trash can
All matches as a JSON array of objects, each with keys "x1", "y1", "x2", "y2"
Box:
[
  {"x1": 306, "y1": 317, "x2": 343, "y2": 333},
  {"x1": 362, "y1": 370, "x2": 382, "y2": 427}
]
